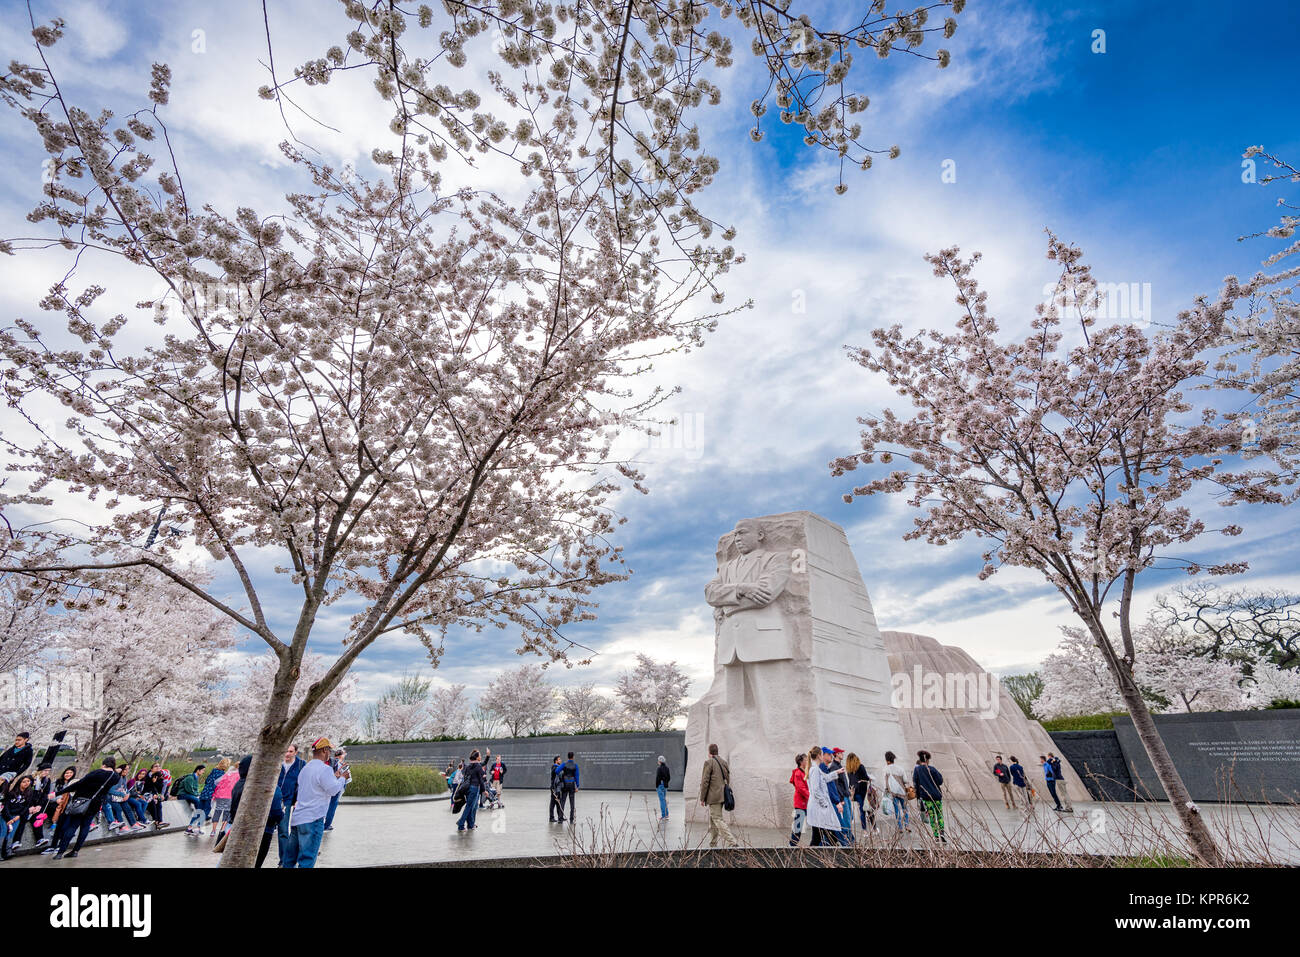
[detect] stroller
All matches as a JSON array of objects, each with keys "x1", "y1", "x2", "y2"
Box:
[{"x1": 480, "y1": 781, "x2": 504, "y2": 811}]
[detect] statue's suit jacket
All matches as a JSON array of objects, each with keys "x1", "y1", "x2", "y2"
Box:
[{"x1": 705, "y1": 548, "x2": 792, "y2": 664}]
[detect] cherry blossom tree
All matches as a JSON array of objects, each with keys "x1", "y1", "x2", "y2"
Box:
[
  {"x1": 555, "y1": 681, "x2": 615, "y2": 731},
  {"x1": 1139, "y1": 625, "x2": 1244, "y2": 714},
  {"x1": 0, "y1": 2, "x2": 967, "y2": 865},
  {"x1": 45, "y1": 568, "x2": 236, "y2": 768},
  {"x1": 206, "y1": 652, "x2": 358, "y2": 754},
  {"x1": 480, "y1": 662, "x2": 553, "y2": 735},
  {"x1": 425, "y1": 682, "x2": 471, "y2": 738},
  {"x1": 1239, "y1": 655, "x2": 1300, "y2": 708},
  {"x1": 613, "y1": 652, "x2": 689, "y2": 730},
  {"x1": 0, "y1": 572, "x2": 59, "y2": 675},
  {"x1": 362, "y1": 672, "x2": 433, "y2": 740},
  {"x1": 832, "y1": 234, "x2": 1250, "y2": 866},
  {"x1": 1216, "y1": 149, "x2": 1299, "y2": 501},
  {"x1": 1037, "y1": 628, "x2": 1125, "y2": 720}
]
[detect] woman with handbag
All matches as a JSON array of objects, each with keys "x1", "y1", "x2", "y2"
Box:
[
  {"x1": 51, "y1": 758, "x2": 118, "y2": 860},
  {"x1": 882, "y1": 751, "x2": 910, "y2": 833}
]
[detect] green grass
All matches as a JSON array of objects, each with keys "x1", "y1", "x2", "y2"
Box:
[
  {"x1": 1119, "y1": 852, "x2": 1194, "y2": 868},
  {"x1": 1040, "y1": 712, "x2": 1128, "y2": 732}
]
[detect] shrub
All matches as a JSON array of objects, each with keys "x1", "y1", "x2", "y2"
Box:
[
  {"x1": 1040, "y1": 712, "x2": 1128, "y2": 732},
  {"x1": 344, "y1": 762, "x2": 447, "y2": 797}
]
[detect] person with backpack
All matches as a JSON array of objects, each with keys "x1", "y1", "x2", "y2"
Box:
[
  {"x1": 1040, "y1": 754, "x2": 1064, "y2": 812},
  {"x1": 698, "y1": 743, "x2": 737, "y2": 848},
  {"x1": 655, "y1": 755, "x2": 671, "y2": 821},
  {"x1": 788, "y1": 753, "x2": 810, "y2": 846},
  {"x1": 175, "y1": 764, "x2": 206, "y2": 833},
  {"x1": 992, "y1": 754, "x2": 1015, "y2": 809},
  {"x1": 912, "y1": 750, "x2": 946, "y2": 842},
  {"x1": 50, "y1": 758, "x2": 118, "y2": 860},
  {"x1": 557, "y1": 752, "x2": 580, "y2": 823},
  {"x1": 882, "y1": 751, "x2": 910, "y2": 833},
  {"x1": 548, "y1": 755, "x2": 566, "y2": 823},
  {"x1": 1047, "y1": 752, "x2": 1072, "y2": 811}
]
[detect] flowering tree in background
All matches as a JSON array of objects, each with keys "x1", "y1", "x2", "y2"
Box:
[
  {"x1": 362, "y1": 672, "x2": 433, "y2": 741},
  {"x1": 833, "y1": 234, "x2": 1250, "y2": 865},
  {"x1": 426, "y1": 683, "x2": 471, "y2": 738},
  {"x1": 1240, "y1": 655, "x2": 1300, "y2": 707},
  {"x1": 469, "y1": 702, "x2": 504, "y2": 738},
  {"x1": 1139, "y1": 626, "x2": 1244, "y2": 714},
  {"x1": 0, "y1": 573, "x2": 60, "y2": 675},
  {"x1": 555, "y1": 682, "x2": 615, "y2": 732},
  {"x1": 207, "y1": 653, "x2": 357, "y2": 755},
  {"x1": 47, "y1": 569, "x2": 236, "y2": 768},
  {"x1": 1037, "y1": 628, "x2": 1126, "y2": 719},
  {"x1": 1217, "y1": 149, "x2": 1299, "y2": 502},
  {"x1": 480, "y1": 663, "x2": 553, "y2": 736},
  {"x1": 614, "y1": 653, "x2": 689, "y2": 731}
]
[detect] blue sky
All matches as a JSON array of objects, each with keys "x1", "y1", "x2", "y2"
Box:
[{"x1": 1, "y1": 0, "x2": 1297, "y2": 713}]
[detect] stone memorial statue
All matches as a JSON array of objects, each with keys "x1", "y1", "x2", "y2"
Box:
[{"x1": 684, "y1": 511, "x2": 908, "y2": 828}]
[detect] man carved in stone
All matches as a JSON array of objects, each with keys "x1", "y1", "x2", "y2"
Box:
[{"x1": 704, "y1": 519, "x2": 793, "y2": 743}]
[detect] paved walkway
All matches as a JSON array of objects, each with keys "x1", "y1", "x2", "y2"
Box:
[{"x1": 3, "y1": 791, "x2": 1296, "y2": 867}]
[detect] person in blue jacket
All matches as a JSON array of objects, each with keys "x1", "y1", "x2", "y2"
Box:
[
  {"x1": 1040, "y1": 754, "x2": 1064, "y2": 811},
  {"x1": 276, "y1": 743, "x2": 305, "y2": 866}
]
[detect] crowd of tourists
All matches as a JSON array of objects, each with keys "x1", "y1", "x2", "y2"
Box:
[
  {"x1": 0, "y1": 732, "x2": 191, "y2": 860},
  {"x1": 693, "y1": 742, "x2": 1076, "y2": 850},
  {"x1": 0, "y1": 731, "x2": 354, "y2": 868}
]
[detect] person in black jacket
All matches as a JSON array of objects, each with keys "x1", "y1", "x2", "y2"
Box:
[
  {"x1": 655, "y1": 756, "x2": 671, "y2": 821},
  {"x1": 456, "y1": 750, "x2": 486, "y2": 831},
  {"x1": 548, "y1": 756, "x2": 566, "y2": 823},
  {"x1": 912, "y1": 750, "x2": 946, "y2": 843},
  {"x1": 51, "y1": 759, "x2": 118, "y2": 860},
  {"x1": 0, "y1": 732, "x2": 33, "y2": 782},
  {"x1": 1, "y1": 774, "x2": 37, "y2": 858},
  {"x1": 226, "y1": 754, "x2": 284, "y2": 868}
]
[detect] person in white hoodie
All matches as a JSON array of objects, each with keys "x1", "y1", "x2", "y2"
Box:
[{"x1": 806, "y1": 747, "x2": 848, "y2": 847}]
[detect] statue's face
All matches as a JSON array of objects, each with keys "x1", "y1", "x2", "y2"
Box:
[{"x1": 733, "y1": 522, "x2": 762, "y2": 554}]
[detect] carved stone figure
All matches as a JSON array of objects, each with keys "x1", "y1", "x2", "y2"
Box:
[{"x1": 685, "y1": 511, "x2": 907, "y2": 828}]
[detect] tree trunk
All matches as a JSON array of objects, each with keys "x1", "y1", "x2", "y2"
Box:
[
  {"x1": 1118, "y1": 679, "x2": 1225, "y2": 866},
  {"x1": 218, "y1": 673, "x2": 296, "y2": 869}
]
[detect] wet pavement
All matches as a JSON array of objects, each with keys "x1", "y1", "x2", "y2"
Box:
[{"x1": 3, "y1": 790, "x2": 1296, "y2": 867}]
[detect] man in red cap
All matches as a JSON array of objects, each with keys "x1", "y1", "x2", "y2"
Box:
[{"x1": 280, "y1": 737, "x2": 349, "y2": 868}]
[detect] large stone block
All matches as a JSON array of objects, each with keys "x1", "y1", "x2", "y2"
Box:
[{"x1": 883, "y1": 630, "x2": 1089, "y2": 803}]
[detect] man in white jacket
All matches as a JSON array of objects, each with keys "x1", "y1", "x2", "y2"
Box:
[{"x1": 281, "y1": 737, "x2": 350, "y2": 868}]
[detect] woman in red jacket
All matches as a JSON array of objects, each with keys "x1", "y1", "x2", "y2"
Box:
[{"x1": 788, "y1": 753, "x2": 810, "y2": 846}]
